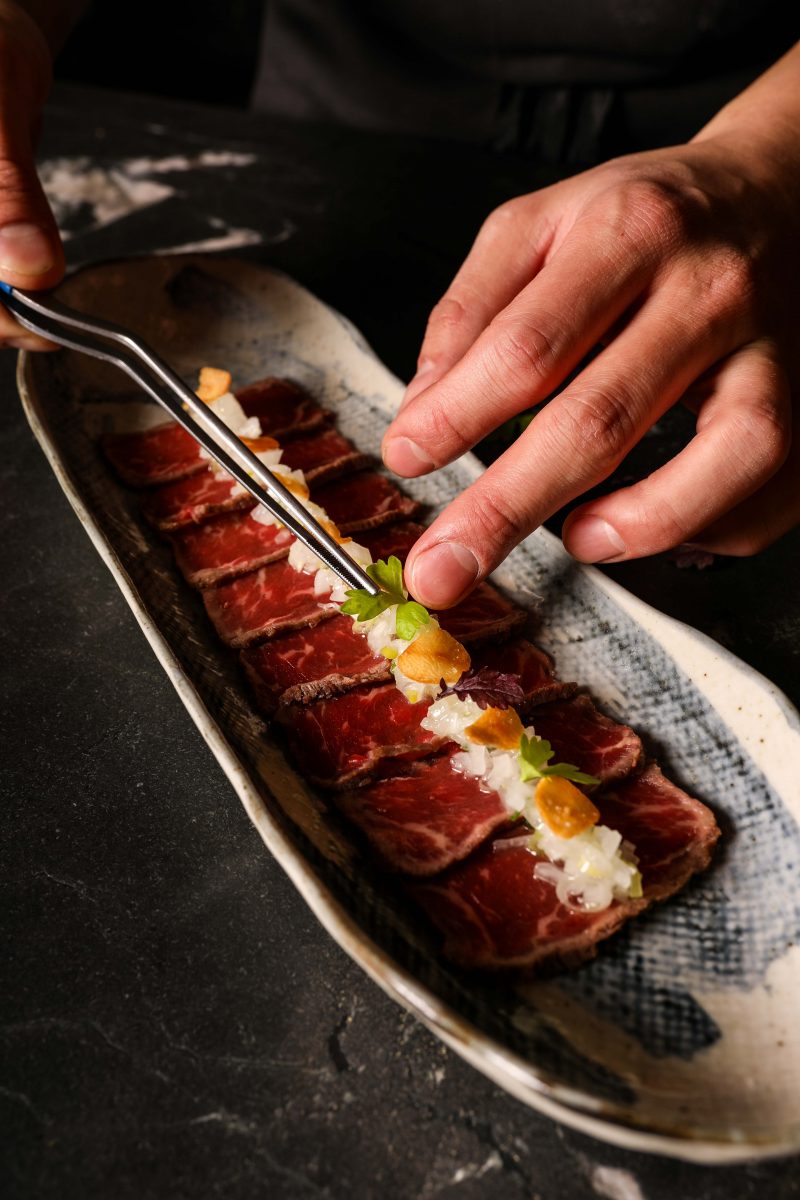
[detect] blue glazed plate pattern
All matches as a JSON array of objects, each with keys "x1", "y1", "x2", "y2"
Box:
[{"x1": 18, "y1": 255, "x2": 800, "y2": 1163}]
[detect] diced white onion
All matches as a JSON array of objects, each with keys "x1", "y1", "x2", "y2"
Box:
[
  {"x1": 254, "y1": 442, "x2": 642, "y2": 913},
  {"x1": 311, "y1": 541, "x2": 374, "y2": 604},
  {"x1": 208, "y1": 391, "x2": 249, "y2": 430}
]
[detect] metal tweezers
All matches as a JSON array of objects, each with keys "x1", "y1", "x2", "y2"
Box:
[{"x1": 1, "y1": 282, "x2": 380, "y2": 596}]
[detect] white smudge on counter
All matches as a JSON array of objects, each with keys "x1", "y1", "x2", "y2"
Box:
[{"x1": 40, "y1": 157, "x2": 175, "y2": 230}]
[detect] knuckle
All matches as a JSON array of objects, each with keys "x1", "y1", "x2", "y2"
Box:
[
  {"x1": 728, "y1": 398, "x2": 791, "y2": 475},
  {"x1": 631, "y1": 494, "x2": 690, "y2": 549},
  {"x1": 596, "y1": 177, "x2": 690, "y2": 254},
  {"x1": 683, "y1": 249, "x2": 759, "y2": 330},
  {"x1": 480, "y1": 199, "x2": 522, "y2": 241},
  {"x1": 545, "y1": 385, "x2": 638, "y2": 472},
  {"x1": 422, "y1": 396, "x2": 468, "y2": 452},
  {"x1": 485, "y1": 318, "x2": 557, "y2": 392},
  {"x1": 470, "y1": 484, "x2": 528, "y2": 548},
  {"x1": 426, "y1": 295, "x2": 469, "y2": 337},
  {"x1": 716, "y1": 246, "x2": 758, "y2": 295}
]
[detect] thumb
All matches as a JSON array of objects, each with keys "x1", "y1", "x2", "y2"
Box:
[
  {"x1": 0, "y1": 137, "x2": 63, "y2": 289},
  {"x1": 0, "y1": 12, "x2": 63, "y2": 291}
]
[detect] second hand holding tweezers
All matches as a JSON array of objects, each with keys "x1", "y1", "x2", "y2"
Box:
[{"x1": 1, "y1": 282, "x2": 381, "y2": 597}]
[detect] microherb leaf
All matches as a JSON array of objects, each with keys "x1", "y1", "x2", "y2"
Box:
[
  {"x1": 341, "y1": 590, "x2": 394, "y2": 623},
  {"x1": 543, "y1": 762, "x2": 602, "y2": 786},
  {"x1": 518, "y1": 735, "x2": 600, "y2": 787},
  {"x1": 342, "y1": 557, "x2": 432, "y2": 639},
  {"x1": 519, "y1": 735, "x2": 555, "y2": 781},
  {"x1": 438, "y1": 667, "x2": 525, "y2": 710},
  {"x1": 395, "y1": 600, "x2": 430, "y2": 641},
  {"x1": 366, "y1": 556, "x2": 406, "y2": 604}
]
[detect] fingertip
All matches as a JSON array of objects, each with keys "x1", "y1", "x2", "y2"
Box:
[
  {"x1": 0, "y1": 222, "x2": 64, "y2": 288},
  {"x1": 381, "y1": 435, "x2": 436, "y2": 477},
  {"x1": 407, "y1": 540, "x2": 480, "y2": 609},
  {"x1": 562, "y1": 512, "x2": 627, "y2": 563}
]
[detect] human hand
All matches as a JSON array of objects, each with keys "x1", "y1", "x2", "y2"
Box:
[
  {"x1": 0, "y1": 1, "x2": 64, "y2": 350},
  {"x1": 383, "y1": 116, "x2": 800, "y2": 607}
]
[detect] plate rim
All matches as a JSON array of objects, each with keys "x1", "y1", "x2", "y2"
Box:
[{"x1": 17, "y1": 252, "x2": 800, "y2": 1165}]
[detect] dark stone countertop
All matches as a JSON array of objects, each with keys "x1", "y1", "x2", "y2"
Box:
[{"x1": 2, "y1": 83, "x2": 799, "y2": 1199}]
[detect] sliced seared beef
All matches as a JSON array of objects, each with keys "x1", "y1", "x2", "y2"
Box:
[
  {"x1": 280, "y1": 683, "x2": 447, "y2": 788},
  {"x1": 242, "y1": 628, "x2": 573, "y2": 714},
  {"x1": 280, "y1": 427, "x2": 371, "y2": 482},
  {"x1": 102, "y1": 376, "x2": 330, "y2": 486},
  {"x1": 203, "y1": 559, "x2": 338, "y2": 647},
  {"x1": 411, "y1": 764, "x2": 719, "y2": 971},
  {"x1": 312, "y1": 472, "x2": 421, "y2": 530},
  {"x1": 335, "y1": 750, "x2": 511, "y2": 875},
  {"x1": 100, "y1": 366, "x2": 719, "y2": 975},
  {"x1": 170, "y1": 508, "x2": 421, "y2": 591},
  {"x1": 531, "y1": 694, "x2": 643, "y2": 783},
  {"x1": 277, "y1": 674, "x2": 633, "y2": 789},
  {"x1": 102, "y1": 422, "x2": 205, "y2": 488},
  {"x1": 202, "y1": 522, "x2": 429, "y2": 645},
  {"x1": 143, "y1": 468, "x2": 419, "y2": 532},
  {"x1": 170, "y1": 512, "x2": 296, "y2": 588},
  {"x1": 233, "y1": 376, "x2": 332, "y2": 437}
]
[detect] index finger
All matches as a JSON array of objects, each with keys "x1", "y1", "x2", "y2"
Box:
[
  {"x1": 403, "y1": 280, "x2": 742, "y2": 607},
  {"x1": 382, "y1": 205, "x2": 657, "y2": 479}
]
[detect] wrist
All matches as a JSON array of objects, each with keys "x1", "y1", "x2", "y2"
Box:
[
  {"x1": 690, "y1": 126, "x2": 800, "y2": 230},
  {"x1": 691, "y1": 45, "x2": 800, "y2": 200}
]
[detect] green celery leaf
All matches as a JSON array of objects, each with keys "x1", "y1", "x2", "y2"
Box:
[
  {"x1": 366, "y1": 556, "x2": 406, "y2": 603},
  {"x1": 395, "y1": 601, "x2": 430, "y2": 641},
  {"x1": 518, "y1": 734, "x2": 555, "y2": 782},
  {"x1": 519, "y1": 734, "x2": 599, "y2": 786},
  {"x1": 341, "y1": 589, "x2": 394, "y2": 624},
  {"x1": 542, "y1": 762, "x2": 601, "y2": 786},
  {"x1": 343, "y1": 558, "x2": 431, "y2": 637}
]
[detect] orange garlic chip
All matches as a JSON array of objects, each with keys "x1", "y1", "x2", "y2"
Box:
[
  {"x1": 196, "y1": 366, "x2": 232, "y2": 403},
  {"x1": 242, "y1": 435, "x2": 280, "y2": 453},
  {"x1": 319, "y1": 518, "x2": 344, "y2": 541},
  {"x1": 396, "y1": 625, "x2": 470, "y2": 685},
  {"x1": 280, "y1": 474, "x2": 310, "y2": 501},
  {"x1": 464, "y1": 706, "x2": 524, "y2": 749},
  {"x1": 535, "y1": 777, "x2": 600, "y2": 839}
]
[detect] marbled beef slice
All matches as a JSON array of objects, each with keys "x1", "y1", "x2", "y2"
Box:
[
  {"x1": 101, "y1": 376, "x2": 330, "y2": 487},
  {"x1": 411, "y1": 763, "x2": 719, "y2": 971},
  {"x1": 335, "y1": 750, "x2": 511, "y2": 875}
]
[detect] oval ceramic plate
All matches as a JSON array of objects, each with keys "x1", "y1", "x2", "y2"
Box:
[{"x1": 18, "y1": 255, "x2": 800, "y2": 1163}]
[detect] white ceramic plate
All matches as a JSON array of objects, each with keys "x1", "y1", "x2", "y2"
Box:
[{"x1": 19, "y1": 254, "x2": 800, "y2": 1163}]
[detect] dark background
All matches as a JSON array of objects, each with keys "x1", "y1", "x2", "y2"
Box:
[
  {"x1": 56, "y1": 1, "x2": 264, "y2": 107},
  {"x1": 3, "y1": 5, "x2": 799, "y2": 1199}
]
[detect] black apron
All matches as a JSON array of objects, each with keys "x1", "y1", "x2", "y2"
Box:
[{"x1": 251, "y1": 0, "x2": 799, "y2": 163}]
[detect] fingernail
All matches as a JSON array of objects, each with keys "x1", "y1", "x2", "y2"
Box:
[
  {"x1": 382, "y1": 435, "x2": 435, "y2": 476},
  {"x1": 565, "y1": 515, "x2": 626, "y2": 562},
  {"x1": 409, "y1": 541, "x2": 479, "y2": 607},
  {"x1": 0, "y1": 223, "x2": 55, "y2": 275}
]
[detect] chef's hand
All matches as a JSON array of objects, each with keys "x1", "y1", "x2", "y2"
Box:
[
  {"x1": 383, "y1": 46, "x2": 800, "y2": 608},
  {"x1": 0, "y1": 0, "x2": 64, "y2": 350}
]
